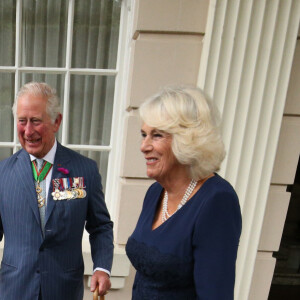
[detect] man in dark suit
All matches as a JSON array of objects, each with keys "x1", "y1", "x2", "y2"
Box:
[{"x1": 0, "y1": 82, "x2": 113, "y2": 299}]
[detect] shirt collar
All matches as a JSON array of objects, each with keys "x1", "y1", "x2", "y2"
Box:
[{"x1": 29, "y1": 139, "x2": 57, "y2": 164}]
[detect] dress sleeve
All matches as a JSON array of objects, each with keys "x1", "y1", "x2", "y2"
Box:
[{"x1": 192, "y1": 189, "x2": 242, "y2": 300}]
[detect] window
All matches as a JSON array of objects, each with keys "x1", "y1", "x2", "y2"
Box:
[{"x1": 0, "y1": 0, "x2": 123, "y2": 202}]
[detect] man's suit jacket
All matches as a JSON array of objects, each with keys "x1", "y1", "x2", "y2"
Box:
[{"x1": 0, "y1": 143, "x2": 113, "y2": 300}]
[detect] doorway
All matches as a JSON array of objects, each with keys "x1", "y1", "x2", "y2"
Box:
[{"x1": 268, "y1": 156, "x2": 300, "y2": 299}]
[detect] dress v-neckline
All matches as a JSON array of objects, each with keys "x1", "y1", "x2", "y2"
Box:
[{"x1": 151, "y1": 174, "x2": 216, "y2": 232}]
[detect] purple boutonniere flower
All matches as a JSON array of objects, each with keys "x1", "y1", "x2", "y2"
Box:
[{"x1": 58, "y1": 167, "x2": 69, "y2": 175}]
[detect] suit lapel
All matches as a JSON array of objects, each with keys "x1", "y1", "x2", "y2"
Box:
[
  {"x1": 14, "y1": 149, "x2": 41, "y2": 226},
  {"x1": 45, "y1": 143, "x2": 71, "y2": 225}
]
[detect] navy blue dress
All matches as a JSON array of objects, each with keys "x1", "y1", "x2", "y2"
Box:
[{"x1": 126, "y1": 174, "x2": 242, "y2": 300}]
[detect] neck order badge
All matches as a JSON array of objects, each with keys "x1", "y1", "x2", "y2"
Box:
[{"x1": 32, "y1": 160, "x2": 52, "y2": 207}]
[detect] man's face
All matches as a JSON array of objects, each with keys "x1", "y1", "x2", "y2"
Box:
[{"x1": 16, "y1": 93, "x2": 62, "y2": 158}]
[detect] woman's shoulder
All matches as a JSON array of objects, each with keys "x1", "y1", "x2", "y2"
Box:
[
  {"x1": 144, "y1": 181, "x2": 163, "y2": 198},
  {"x1": 139, "y1": 181, "x2": 163, "y2": 210},
  {"x1": 148, "y1": 181, "x2": 162, "y2": 191},
  {"x1": 204, "y1": 173, "x2": 238, "y2": 199},
  {"x1": 193, "y1": 173, "x2": 241, "y2": 220}
]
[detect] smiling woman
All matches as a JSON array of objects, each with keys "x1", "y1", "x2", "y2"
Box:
[
  {"x1": 140, "y1": 124, "x2": 180, "y2": 182},
  {"x1": 139, "y1": 85, "x2": 225, "y2": 180},
  {"x1": 126, "y1": 85, "x2": 242, "y2": 300}
]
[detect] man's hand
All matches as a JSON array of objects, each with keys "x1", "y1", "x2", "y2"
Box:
[{"x1": 90, "y1": 270, "x2": 111, "y2": 296}]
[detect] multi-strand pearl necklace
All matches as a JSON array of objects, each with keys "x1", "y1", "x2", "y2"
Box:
[{"x1": 162, "y1": 179, "x2": 198, "y2": 223}]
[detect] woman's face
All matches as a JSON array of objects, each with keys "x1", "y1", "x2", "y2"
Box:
[{"x1": 140, "y1": 123, "x2": 183, "y2": 183}]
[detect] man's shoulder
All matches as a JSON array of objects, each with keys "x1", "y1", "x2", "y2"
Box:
[
  {"x1": 0, "y1": 150, "x2": 27, "y2": 181},
  {"x1": 0, "y1": 149, "x2": 24, "y2": 168},
  {"x1": 57, "y1": 143, "x2": 97, "y2": 167}
]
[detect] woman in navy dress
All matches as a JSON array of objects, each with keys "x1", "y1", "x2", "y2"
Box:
[{"x1": 126, "y1": 86, "x2": 242, "y2": 299}]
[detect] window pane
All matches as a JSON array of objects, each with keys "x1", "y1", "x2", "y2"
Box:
[
  {"x1": 68, "y1": 75, "x2": 115, "y2": 146},
  {"x1": 0, "y1": 148, "x2": 13, "y2": 161},
  {"x1": 20, "y1": 73, "x2": 65, "y2": 141},
  {"x1": 0, "y1": 1, "x2": 16, "y2": 66},
  {"x1": 72, "y1": 0, "x2": 121, "y2": 69},
  {"x1": 76, "y1": 150, "x2": 109, "y2": 192},
  {"x1": 21, "y1": 0, "x2": 68, "y2": 67},
  {"x1": 0, "y1": 73, "x2": 14, "y2": 142}
]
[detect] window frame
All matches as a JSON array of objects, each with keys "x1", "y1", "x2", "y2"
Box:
[{"x1": 0, "y1": 0, "x2": 131, "y2": 214}]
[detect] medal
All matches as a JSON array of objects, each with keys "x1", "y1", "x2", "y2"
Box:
[
  {"x1": 51, "y1": 188, "x2": 61, "y2": 200},
  {"x1": 52, "y1": 179, "x2": 62, "y2": 200},
  {"x1": 66, "y1": 190, "x2": 73, "y2": 199},
  {"x1": 59, "y1": 190, "x2": 67, "y2": 200},
  {"x1": 32, "y1": 161, "x2": 53, "y2": 208},
  {"x1": 51, "y1": 176, "x2": 87, "y2": 201},
  {"x1": 38, "y1": 195, "x2": 45, "y2": 207},
  {"x1": 74, "y1": 188, "x2": 83, "y2": 198},
  {"x1": 36, "y1": 184, "x2": 42, "y2": 194},
  {"x1": 71, "y1": 190, "x2": 78, "y2": 198},
  {"x1": 36, "y1": 181, "x2": 45, "y2": 207}
]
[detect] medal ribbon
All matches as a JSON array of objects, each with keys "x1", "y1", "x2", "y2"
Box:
[{"x1": 32, "y1": 160, "x2": 53, "y2": 182}]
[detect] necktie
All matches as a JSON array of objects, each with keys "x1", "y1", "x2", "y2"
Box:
[{"x1": 35, "y1": 159, "x2": 47, "y2": 235}]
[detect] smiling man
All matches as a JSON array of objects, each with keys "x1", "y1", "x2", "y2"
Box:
[
  {"x1": 16, "y1": 92, "x2": 61, "y2": 159},
  {"x1": 0, "y1": 82, "x2": 113, "y2": 300}
]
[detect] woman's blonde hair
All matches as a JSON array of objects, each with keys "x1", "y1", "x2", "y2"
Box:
[{"x1": 139, "y1": 85, "x2": 225, "y2": 180}]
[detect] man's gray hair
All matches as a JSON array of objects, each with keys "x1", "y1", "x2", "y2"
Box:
[{"x1": 12, "y1": 82, "x2": 61, "y2": 123}]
